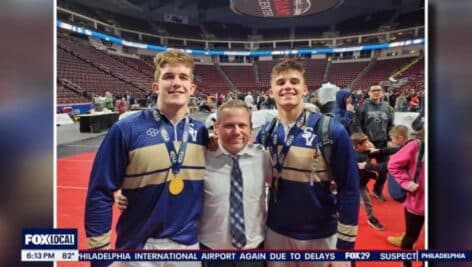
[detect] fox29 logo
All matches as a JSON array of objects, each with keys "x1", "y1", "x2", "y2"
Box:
[{"x1": 22, "y1": 229, "x2": 78, "y2": 249}]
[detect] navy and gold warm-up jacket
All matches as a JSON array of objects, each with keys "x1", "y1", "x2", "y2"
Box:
[
  {"x1": 256, "y1": 111, "x2": 360, "y2": 249},
  {"x1": 85, "y1": 109, "x2": 208, "y2": 249}
]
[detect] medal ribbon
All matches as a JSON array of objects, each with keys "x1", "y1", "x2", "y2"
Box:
[
  {"x1": 153, "y1": 109, "x2": 190, "y2": 176},
  {"x1": 268, "y1": 111, "x2": 307, "y2": 200}
]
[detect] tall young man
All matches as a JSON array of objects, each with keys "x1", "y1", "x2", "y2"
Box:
[
  {"x1": 257, "y1": 60, "x2": 360, "y2": 267},
  {"x1": 85, "y1": 49, "x2": 208, "y2": 267}
]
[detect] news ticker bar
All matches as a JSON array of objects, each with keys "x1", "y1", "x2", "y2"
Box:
[{"x1": 21, "y1": 250, "x2": 472, "y2": 262}]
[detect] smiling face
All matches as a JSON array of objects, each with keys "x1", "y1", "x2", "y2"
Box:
[
  {"x1": 215, "y1": 105, "x2": 252, "y2": 155},
  {"x1": 270, "y1": 69, "x2": 308, "y2": 110},
  {"x1": 153, "y1": 63, "x2": 196, "y2": 109}
]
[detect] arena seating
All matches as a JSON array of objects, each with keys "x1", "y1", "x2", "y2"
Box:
[
  {"x1": 399, "y1": 58, "x2": 424, "y2": 90},
  {"x1": 194, "y1": 64, "x2": 232, "y2": 94},
  {"x1": 57, "y1": 85, "x2": 89, "y2": 104},
  {"x1": 327, "y1": 61, "x2": 369, "y2": 88},
  {"x1": 256, "y1": 60, "x2": 280, "y2": 89},
  {"x1": 220, "y1": 65, "x2": 257, "y2": 92},
  {"x1": 354, "y1": 57, "x2": 412, "y2": 90},
  {"x1": 57, "y1": 33, "x2": 423, "y2": 104},
  {"x1": 58, "y1": 36, "x2": 152, "y2": 93},
  {"x1": 302, "y1": 59, "x2": 328, "y2": 90},
  {"x1": 57, "y1": 39, "x2": 145, "y2": 102}
]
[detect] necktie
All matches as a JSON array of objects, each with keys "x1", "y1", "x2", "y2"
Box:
[{"x1": 229, "y1": 155, "x2": 247, "y2": 249}]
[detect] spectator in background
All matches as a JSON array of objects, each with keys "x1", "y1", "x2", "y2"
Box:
[
  {"x1": 351, "y1": 133, "x2": 385, "y2": 231},
  {"x1": 353, "y1": 89, "x2": 364, "y2": 106},
  {"x1": 116, "y1": 97, "x2": 126, "y2": 113},
  {"x1": 217, "y1": 93, "x2": 224, "y2": 107},
  {"x1": 256, "y1": 92, "x2": 266, "y2": 110},
  {"x1": 317, "y1": 82, "x2": 339, "y2": 114},
  {"x1": 409, "y1": 93, "x2": 420, "y2": 112},
  {"x1": 224, "y1": 92, "x2": 234, "y2": 102},
  {"x1": 389, "y1": 90, "x2": 398, "y2": 108},
  {"x1": 418, "y1": 91, "x2": 425, "y2": 113},
  {"x1": 104, "y1": 91, "x2": 114, "y2": 111},
  {"x1": 388, "y1": 125, "x2": 410, "y2": 149},
  {"x1": 395, "y1": 91, "x2": 408, "y2": 112},
  {"x1": 388, "y1": 114, "x2": 425, "y2": 267},
  {"x1": 352, "y1": 84, "x2": 394, "y2": 202},
  {"x1": 265, "y1": 95, "x2": 275, "y2": 109},
  {"x1": 334, "y1": 88, "x2": 356, "y2": 134},
  {"x1": 244, "y1": 91, "x2": 254, "y2": 110},
  {"x1": 144, "y1": 90, "x2": 154, "y2": 108},
  {"x1": 125, "y1": 91, "x2": 134, "y2": 110}
]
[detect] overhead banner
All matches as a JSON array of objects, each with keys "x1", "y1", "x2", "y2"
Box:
[{"x1": 230, "y1": 0, "x2": 343, "y2": 18}]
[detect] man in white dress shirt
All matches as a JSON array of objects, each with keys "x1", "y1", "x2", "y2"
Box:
[
  {"x1": 244, "y1": 92, "x2": 255, "y2": 110},
  {"x1": 199, "y1": 100, "x2": 271, "y2": 267}
]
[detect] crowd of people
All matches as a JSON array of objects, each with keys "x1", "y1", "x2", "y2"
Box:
[{"x1": 84, "y1": 49, "x2": 425, "y2": 267}]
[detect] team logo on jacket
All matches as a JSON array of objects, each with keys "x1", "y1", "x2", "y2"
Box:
[
  {"x1": 302, "y1": 127, "x2": 315, "y2": 146},
  {"x1": 188, "y1": 125, "x2": 198, "y2": 142},
  {"x1": 146, "y1": 128, "x2": 159, "y2": 137}
]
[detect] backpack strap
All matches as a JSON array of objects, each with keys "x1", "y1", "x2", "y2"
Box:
[
  {"x1": 317, "y1": 114, "x2": 335, "y2": 182},
  {"x1": 260, "y1": 117, "x2": 277, "y2": 148},
  {"x1": 413, "y1": 140, "x2": 424, "y2": 183}
]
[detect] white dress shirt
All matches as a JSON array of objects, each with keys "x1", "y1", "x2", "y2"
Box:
[{"x1": 199, "y1": 143, "x2": 271, "y2": 249}]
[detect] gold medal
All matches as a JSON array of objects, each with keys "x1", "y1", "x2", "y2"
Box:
[{"x1": 169, "y1": 176, "x2": 184, "y2": 195}]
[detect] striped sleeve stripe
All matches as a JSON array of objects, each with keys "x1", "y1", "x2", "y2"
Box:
[
  {"x1": 337, "y1": 222, "x2": 358, "y2": 236},
  {"x1": 122, "y1": 168, "x2": 205, "y2": 189},
  {"x1": 87, "y1": 231, "x2": 111, "y2": 249},
  {"x1": 337, "y1": 232, "x2": 356, "y2": 242}
]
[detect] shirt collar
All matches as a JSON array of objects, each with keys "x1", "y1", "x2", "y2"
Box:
[
  {"x1": 154, "y1": 108, "x2": 189, "y2": 125},
  {"x1": 214, "y1": 141, "x2": 255, "y2": 158}
]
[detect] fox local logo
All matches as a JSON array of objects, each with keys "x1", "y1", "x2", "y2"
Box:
[{"x1": 23, "y1": 229, "x2": 78, "y2": 249}]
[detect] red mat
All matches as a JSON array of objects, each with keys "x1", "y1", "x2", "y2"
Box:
[{"x1": 57, "y1": 152, "x2": 424, "y2": 267}]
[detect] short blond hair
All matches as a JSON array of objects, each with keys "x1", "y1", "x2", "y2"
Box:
[
  {"x1": 270, "y1": 59, "x2": 306, "y2": 84},
  {"x1": 389, "y1": 125, "x2": 409, "y2": 140},
  {"x1": 153, "y1": 49, "x2": 194, "y2": 81}
]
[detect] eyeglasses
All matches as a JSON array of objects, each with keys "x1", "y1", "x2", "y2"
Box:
[{"x1": 369, "y1": 89, "x2": 381, "y2": 92}]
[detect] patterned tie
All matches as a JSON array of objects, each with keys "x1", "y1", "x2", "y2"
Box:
[{"x1": 229, "y1": 155, "x2": 247, "y2": 249}]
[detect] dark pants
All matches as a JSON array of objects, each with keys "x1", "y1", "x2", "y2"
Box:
[
  {"x1": 201, "y1": 243, "x2": 265, "y2": 267},
  {"x1": 401, "y1": 208, "x2": 425, "y2": 267},
  {"x1": 372, "y1": 141, "x2": 388, "y2": 194}
]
